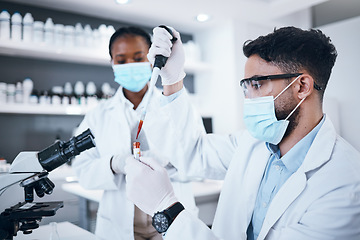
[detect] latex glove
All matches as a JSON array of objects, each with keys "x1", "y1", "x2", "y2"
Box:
[
  {"x1": 110, "y1": 154, "x2": 129, "y2": 174},
  {"x1": 147, "y1": 26, "x2": 186, "y2": 85},
  {"x1": 124, "y1": 155, "x2": 178, "y2": 215}
]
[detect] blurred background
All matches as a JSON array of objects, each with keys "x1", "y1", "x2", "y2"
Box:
[{"x1": 0, "y1": 0, "x2": 359, "y2": 237}]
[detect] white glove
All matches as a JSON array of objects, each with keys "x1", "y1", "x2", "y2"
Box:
[
  {"x1": 124, "y1": 155, "x2": 178, "y2": 215},
  {"x1": 110, "y1": 154, "x2": 129, "y2": 174},
  {"x1": 147, "y1": 26, "x2": 186, "y2": 85}
]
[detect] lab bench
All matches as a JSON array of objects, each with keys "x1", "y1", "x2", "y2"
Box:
[{"x1": 14, "y1": 221, "x2": 95, "y2": 240}]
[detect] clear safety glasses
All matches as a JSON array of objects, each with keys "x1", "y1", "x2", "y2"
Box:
[{"x1": 240, "y1": 73, "x2": 323, "y2": 98}]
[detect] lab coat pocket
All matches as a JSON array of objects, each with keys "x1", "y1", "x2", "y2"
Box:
[{"x1": 266, "y1": 226, "x2": 281, "y2": 240}]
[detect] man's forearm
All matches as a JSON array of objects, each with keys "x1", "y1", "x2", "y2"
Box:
[{"x1": 163, "y1": 80, "x2": 184, "y2": 96}]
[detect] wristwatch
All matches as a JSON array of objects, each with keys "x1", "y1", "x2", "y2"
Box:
[{"x1": 152, "y1": 202, "x2": 184, "y2": 233}]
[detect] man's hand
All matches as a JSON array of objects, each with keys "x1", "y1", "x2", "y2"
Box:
[
  {"x1": 124, "y1": 156, "x2": 178, "y2": 215},
  {"x1": 147, "y1": 26, "x2": 186, "y2": 87}
]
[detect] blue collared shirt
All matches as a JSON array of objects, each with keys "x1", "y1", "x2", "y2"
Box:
[
  {"x1": 159, "y1": 87, "x2": 185, "y2": 106},
  {"x1": 247, "y1": 116, "x2": 325, "y2": 240}
]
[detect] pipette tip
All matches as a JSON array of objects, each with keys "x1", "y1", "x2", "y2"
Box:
[{"x1": 135, "y1": 120, "x2": 144, "y2": 139}]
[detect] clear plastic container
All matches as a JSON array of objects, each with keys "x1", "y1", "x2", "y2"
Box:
[
  {"x1": 44, "y1": 18, "x2": 54, "y2": 45},
  {"x1": 23, "y1": 77, "x2": 33, "y2": 104},
  {"x1": 0, "y1": 10, "x2": 10, "y2": 40},
  {"x1": 92, "y1": 29, "x2": 101, "y2": 49},
  {"x1": 86, "y1": 81, "x2": 97, "y2": 96},
  {"x1": 11, "y1": 12, "x2": 22, "y2": 41},
  {"x1": 75, "y1": 23, "x2": 84, "y2": 47},
  {"x1": 98, "y1": 24, "x2": 108, "y2": 50},
  {"x1": 83, "y1": 24, "x2": 93, "y2": 48},
  {"x1": 0, "y1": 82, "x2": 7, "y2": 104},
  {"x1": 33, "y1": 21, "x2": 44, "y2": 43},
  {"x1": 15, "y1": 82, "x2": 23, "y2": 103},
  {"x1": 22, "y1": 13, "x2": 34, "y2": 42},
  {"x1": 86, "y1": 81, "x2": 98, "y2": 107},
  {"x1": 74, "y1": 81, "x2": 85, "y2": 96},
  {"x1": 51, "y1": 86, "x2": 63, "y2": 105},
  {"x1": 6, "y1": 83, "x2": 16, "y2": 103},
  {"x1": 54, "y1": 24, "x2": 64, "y2": 47},
  {"x1": 64, "y1": 25, "x2": 75, "y2": 48},
  {"x1": 64, "y1": 82, "x2": 73, "y2": 96}
]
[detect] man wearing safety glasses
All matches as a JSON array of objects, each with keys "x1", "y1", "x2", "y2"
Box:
[{"x1": 124, "y1": 26, "x2": 360, "y2": 239}]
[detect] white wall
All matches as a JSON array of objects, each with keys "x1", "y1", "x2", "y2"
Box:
[
  {"x1": 319, "y1": 16, "x2": 360, "y2": 151},
  {"x1": 193, "y1": 9, "x2": 312, "y2": 134},
  {"x1": 193, "y1": 20, "x2": 241, "y2": 134}
]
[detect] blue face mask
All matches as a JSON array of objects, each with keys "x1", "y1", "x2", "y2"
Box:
[
  {"x1": 112, "y1": 62, "x2": 152, "y2": 92},
  {"x1": 243, "y1": 75, "x2": 305, "y2": 145}
]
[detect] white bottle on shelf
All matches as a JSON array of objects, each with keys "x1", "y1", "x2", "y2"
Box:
[
  {"x1": 29, "y1": 89, "x2": 38, "y2": 104},
  {"x1": 101, "y1": 82, "x2": 113, "y2": 99},
  {"x1": 74, "y1": 81, "x2": 85, "y2": 105},
  {"x1": 98, "y1": 24, "x2": 108, "y2": 50},
  {"x1": 64, "y1": 25, "x2": 75, "y2": 48},
  {"x1": 15, "y1": 82, "x2": 23, "y2": 103},
  {"x1": 86, "y1": 81, "x2": 98, "y2": 106},
  {"x1": 44, "y1": 18, "x2": 54, "y2": 46},
  {"x1": 75, "y1": 23, "x2": 84, "y2": 47},
  {"x1": 51, "y1": 86, "x2": 63, "y2": 105},
  {"x1": 74, "y1": 81, "x2": 85, "y2": 96},
  {"x1": 39, "y1": 90, "x2": 50, "y2": 105},
  {"x1": 83, "y1": 24, "x2": 93, "y2": 48},
  {"x1": 0, "y1": 10, "x2": 10, "y2": 40},
  {"x1": 64, "y1": 82, "x2": 72, "y2": 95},
  {"x1": 63, "y1": 82, "x2": 72, "y2": 105},
  {"x1": 33, "y1": 21, "x2": 44, "y2": 43},
  {"x1": 22, "y1": 13, "x2": 34, "y2": 43},
  {"x1": 11, "y1": 12, "x2": 22, "y2": 41},
  {"x1": 92, "y1": 29, "x2": 101, "y2": 49},
  {"x1": 22, "y1": 77, "x2": 33, "y2": 104},
  {"x1": 107, "y1": 25, "x2": 115, "y2": 41},
  {"x1": 54, "y1": 24, "x2": 64, "y2": 47},
  {"x1": 6, "y1": 83, "x2": 16, "y2": 104},
  {"x1": 0, "y1": 82, "x2": 7, "y2": 104}
]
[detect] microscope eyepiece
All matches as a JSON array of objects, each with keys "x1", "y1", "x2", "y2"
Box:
[{"x1": 37, "y1": 128, "x2": 95, "y2": 172}]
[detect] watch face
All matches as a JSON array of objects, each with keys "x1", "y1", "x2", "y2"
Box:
[{"x1": 152, "y1": 213, "x2": 169, "y2": 233}]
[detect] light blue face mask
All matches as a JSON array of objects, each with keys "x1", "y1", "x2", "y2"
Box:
[
  {"x1": 243, "y1": 75, "x2": 305, "y2": 145},
  {"x1": 112, "y1": 62, "x2": 152, "y2": 92}
]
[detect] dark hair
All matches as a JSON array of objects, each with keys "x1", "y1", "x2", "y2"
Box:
[
  {"x1": 243, "y1": 26, "x2": 337, "y2": 98},
  {"x1": 108, "y1": 26, "x2": 152, "y2": 58}
]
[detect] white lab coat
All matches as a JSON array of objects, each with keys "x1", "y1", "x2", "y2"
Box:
[
  {"x1": 72, "y1": 86, "x2": 205, "y2": 240},
  {"x1": 159, "y1": 93, "x2": 360, "y2": 240}
]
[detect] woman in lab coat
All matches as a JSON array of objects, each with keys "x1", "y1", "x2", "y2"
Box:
[
  {"x1": 125, "y1": 26, "x2": 360, "y2": 239},
  {"x1": 72, "y1": 26, "x2": 204, "y2": 240}
]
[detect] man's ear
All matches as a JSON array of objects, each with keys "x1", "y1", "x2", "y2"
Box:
[{"x1": 297, "y1": 74, "x2": 314, "y2": 99}]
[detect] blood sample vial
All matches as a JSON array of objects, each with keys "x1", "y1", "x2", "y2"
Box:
[{"x1": 133, "y1": 142, "x2": 141, "y2": 160}]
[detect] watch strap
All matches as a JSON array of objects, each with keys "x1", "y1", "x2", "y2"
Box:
[
  {"x1": 164, "y1": 202, "x2": 184, "y2": 224},
  {"x1": 152, "y1": 202, "x2": 184, "y2": 233}
]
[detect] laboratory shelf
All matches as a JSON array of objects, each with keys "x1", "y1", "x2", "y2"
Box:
[
  {"x1": 0, "y1": 103, "x2": 96, "y2": 116},
  {"x1": 0, "y1": 102, "x2": 213, "y2": 118},
  {"x1": 0, "y1": 40, "x2": 210, "y2": 73},
  {"x1": 0, "y1": 40, "x2": 109, "y2": 66}
]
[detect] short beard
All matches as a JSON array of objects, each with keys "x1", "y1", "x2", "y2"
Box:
[{"x1": 274, "y1": 91, "x2": 301, "y2": 139}]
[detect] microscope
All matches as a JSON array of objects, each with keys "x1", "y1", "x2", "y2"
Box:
[{"x1": 0, "y1": 129, "x2": 95, "y2": 240}]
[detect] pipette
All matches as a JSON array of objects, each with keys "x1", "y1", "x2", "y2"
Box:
[{"x1": 135, "y1": 25, "x2": 177, "y2": 139}]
